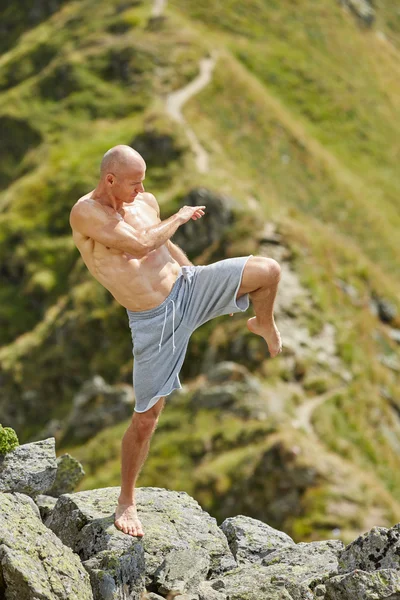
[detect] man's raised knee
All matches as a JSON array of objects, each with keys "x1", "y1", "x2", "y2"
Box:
[{"x1": 261, "y1": 257, "x2": 281, "y2": 283}]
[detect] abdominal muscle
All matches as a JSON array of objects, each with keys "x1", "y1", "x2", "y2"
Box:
[{"x1": 73, "y1": 232, "x2": 182, "y2": 312}]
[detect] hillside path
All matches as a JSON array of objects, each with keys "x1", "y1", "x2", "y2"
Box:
[
  {"x1": 166, "y1": 53, "x2": 218, "y2": 172},
  {"x1": 291, "y1": 385, "x2": 348, "y2": 437},
  {"x1": 152, "y1": 0, "x2": 167, "y2": 18}
]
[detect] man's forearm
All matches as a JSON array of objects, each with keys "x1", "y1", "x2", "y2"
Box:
[{"x1": 141, "y1": 214, "x2": 183, "y2": 253}]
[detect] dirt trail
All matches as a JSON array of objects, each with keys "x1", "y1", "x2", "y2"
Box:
[
  {"x1": 166, "y1": 53, "x2": 218, "y2": 173},
  {"x1": 152, "y1": 0, "x2": 167, "y2": 18},
  {"x1": 291, "y1": 385, "x2": 347, "y2": 437}
]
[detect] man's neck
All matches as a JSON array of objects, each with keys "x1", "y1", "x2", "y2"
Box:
[{"x1": 91, "y1": 184, "x2": 123, "y2": 212}]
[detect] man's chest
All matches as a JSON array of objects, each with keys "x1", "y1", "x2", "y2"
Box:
[{"x1": 119, "y1": 199, "x2": 160, "y2": 230}]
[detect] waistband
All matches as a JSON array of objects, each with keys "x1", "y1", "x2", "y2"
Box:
[{"x1": 126, "y1": 268, "x2": 184, "y2": 321}]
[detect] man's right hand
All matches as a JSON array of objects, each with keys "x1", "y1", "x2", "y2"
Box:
[{"x1": 177, "y1": 205, "x2": 206, "y2": 224}]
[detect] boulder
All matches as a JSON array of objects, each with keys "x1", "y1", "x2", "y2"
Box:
[
  {"x1": 0, "y1": 437, "x2": 57, "y2": 497},
  {"x1": 214, "y1": 564, "x2": 296, "y2": 599},
  {"x1": 0, "y1": 491, "x2": 93, "y2": 600},
  {"x1": 191, "y1": 361, "x2": 267, "y2": 419},
  {"x1": 153, "y1": 547, "x2": 210, "y2": 595},
  {"x1": 220, "y1": 514, "x2": 296, "y2": 565},
  {"x1": 325, "y1": 568, "x2": 400, "y2": 599},
  {"x1": 61, "y1": 375, "x2": 135, "y2": 444},
  {"x1": 46, "y1": 452, "x2": 85, "y2": 497},
  {"x1": 45, "y1": 486, "x2": 237, "y2": 597},
  {"x1": 259, "y1": 539, "x2": 344, "y2": 598},
  {"x1": 172, "y1": 187, "x2": 236, "y2": 257},
  {"x1": 336, "y1": 524, "x2": 400, "y2": 573},
  {"x1": 338, "y1": 0, "x2": 375, "y2": 26}
]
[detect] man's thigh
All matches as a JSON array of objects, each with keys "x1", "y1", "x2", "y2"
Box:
[{"x1": 182, "y1": 255, "x2": 253, "y2": 330}]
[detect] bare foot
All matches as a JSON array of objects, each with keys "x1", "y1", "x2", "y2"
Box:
[
  {"x1": 246, "y1": 316, "x2": 283, "y2": 357},
  {"x1": 114, "y1": 502, "x2": 144, "y2": 537}
]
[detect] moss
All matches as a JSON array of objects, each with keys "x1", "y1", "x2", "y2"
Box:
[{"x1": 0, "y1": 423, "x2": 19, "y2": 454}]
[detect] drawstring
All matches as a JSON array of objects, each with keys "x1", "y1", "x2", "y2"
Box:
[{"x1": 158, "y1": 299, "x2": 176, "y2": 354}]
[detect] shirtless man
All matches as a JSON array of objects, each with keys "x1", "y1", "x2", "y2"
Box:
[{"x1": 69, "y1": 144, "x2": 282, "y2": 538}]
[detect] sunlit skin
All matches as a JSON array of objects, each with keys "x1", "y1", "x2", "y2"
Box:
[{"x1": 69, "y1": 145, "x2": 282, "y2": 538}]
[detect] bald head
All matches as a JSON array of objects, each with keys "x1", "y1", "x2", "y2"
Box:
[
  {"x1": 100, "y1": 145, "x2": 146, "y2": 179},
  {"x1": 99, "y1": 145, "x2": 146, "y2": 204}
]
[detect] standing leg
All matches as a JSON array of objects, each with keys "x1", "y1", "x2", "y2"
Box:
[{"x1": 114, "y1": 396, "x2": 165, "y2": 536}]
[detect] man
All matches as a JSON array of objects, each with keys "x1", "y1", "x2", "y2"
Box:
[{"x1": 69, "y1": 144, "x2": 282, "y2": 538}]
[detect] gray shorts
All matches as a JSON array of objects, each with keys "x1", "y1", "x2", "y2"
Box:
[{"x1": 126, "y1": 254, "x2": 253, "y2": 413}]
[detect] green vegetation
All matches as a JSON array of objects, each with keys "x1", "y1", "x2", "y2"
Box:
[
  {"x1": 1, "y1": 0, "x2": 400, "y2": 541},
  {"x1": 0, "y1": 424, "x2": 19, "y2": 454}
]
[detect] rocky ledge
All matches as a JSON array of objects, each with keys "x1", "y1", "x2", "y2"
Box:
[{"x1": 1, "y1": 437, "x2": 400, "y2": 599}]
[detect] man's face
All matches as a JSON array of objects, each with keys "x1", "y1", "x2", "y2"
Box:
[{"x1": 109, "y1": 164, "x2": 146, "y2": 203}]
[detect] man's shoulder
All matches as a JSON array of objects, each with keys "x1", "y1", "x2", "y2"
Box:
[{"x1": 140, "y1": 192, "x2": 160, "y2": 217}]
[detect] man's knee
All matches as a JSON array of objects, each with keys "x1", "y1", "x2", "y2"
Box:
[
  {"x1": 260, "y1": 257, "x2": 281, "y2": 282},
  {"x1": 131, "y1": 396, "x2": 165, "y2": 436}
]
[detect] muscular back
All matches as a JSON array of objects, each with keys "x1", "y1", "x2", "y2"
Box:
[{"x1": 70, "y1": 191, "x2": 181, "y2": 311}]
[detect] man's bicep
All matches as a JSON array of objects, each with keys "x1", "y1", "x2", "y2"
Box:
[{"x1": 70, "y1": 204, "x2": 146, "y2": 257}]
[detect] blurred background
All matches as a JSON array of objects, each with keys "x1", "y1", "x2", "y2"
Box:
[{"x1": 0, "y1": 0, "x2": 400, "y2": 546}]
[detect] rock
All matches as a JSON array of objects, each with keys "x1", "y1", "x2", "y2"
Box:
[
  {"x1": 0, "y1": 437, "x2": 57, "y2": 498},
  {"x1": 207, "y1": 361, "x2": 254, "y2": 384},
  {"x1": 325, "y1": 568, "x2": 400, "y2": 599},
  {"x1": 370, "y1": 295, "x2": 397, "y2": 324},
  {"x1": 131, "y1": 129, "x2": 184, "y2": 168},
  {"x1": 198, "y1": 579, "x2": 227, "y2": 600},
  {"x1": 217, "y1": 564, "x2": 295, "y2": 599},
  {"x1": 46, "y1": 452, "x2": 85, "y2": 497},
  {"x1": 260, "y1": 540, "x2": 345, "y2": 598},
  {"x1": 389, "y1": 328, "x2": 400, "y2": 344},
  {"x1": 45, "y1": 486, "x2": 237, "y2": 595},
  {"x1": 34, "y1": 493, "x2": 58, "y2": 521},
  {"x1": 191, "y1": 362, "x2": 267, "y2": 419},
  {"x1": 337, "y1": 524, "x2": 400, "y2": 573},
  {"x1": 0, "y1": 491, "x2": 93, "y2": 599},
  {"x1": 334, "y1": 278, "x2": 359, "y2": 301},
  {"x1": 61, "y1": 375, "x2": 135, "y2": 444},
  {"x1": 170, "y1": 595, "x2": 199, "y2": 600},
  {"x1": 220, "y1": 515, "x2": 295, "y2": 565},
  {"x1": 338, "y1": 0, "x2": 375, "y2": 26},
  {"x1": 154, "y1": 547, "x2": 210, "y2": 595},
  {"x1": 172, "y1": 187, "x2": 236, "y2": 257},
  {"x1": 82, "y1": 547, "x2": 145, "y2": 600}
]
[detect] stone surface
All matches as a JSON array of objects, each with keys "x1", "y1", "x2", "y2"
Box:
[
  {"x1": 260, "y1": 540, "x2": 345, "y2": 598},
  {"x1": 0, "y1": 491, "x2": 93, "y2": 599},
  {"x1": 172, "y1": 187, "x2": 236, "y2": 257},
  {"x1": 191, "y1": 361, "x2": 267, "y2": 419},
  {"x1": 198, "y1": 579, "x2": 227, "y2": 600},
  {"x1": 338, "y1": 0, "x2": 375, "y2": 26},
  {"x1": 61, "y1": 375, "x2": 135, "y2": 444},
  {"x1": 337, "y1": 524, "x2": 400, "y2": 573},
  {"x1": 154, "y1": 547, "x2": 210, "y2": 595},
  {"x1": 45, "y1": 486, "x2": 237, "y2": 596},
  {"x1": 325, "y1": 568, "x2": 400, "y2": 599},
  {"x1": 218, "y1": 564, "x2": 295, "y2": 600},
  {"x1": 0, "y1": 437, "x2": 57, "y2": 497},
  {"x1": 34, "y1": 493, "x2": 58, "y2": 521},
  {"x1": 220, "y1": 514, "x2": 296, "y2": 565},
  {"x1": 46, "y1": 452, "x2": 85, "y2": 497}
]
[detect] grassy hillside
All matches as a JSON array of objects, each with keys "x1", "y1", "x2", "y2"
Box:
[{"x1": 1, "y1": 0, "x2": 400, "y2": 543}]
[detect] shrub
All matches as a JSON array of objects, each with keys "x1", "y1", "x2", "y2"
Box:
[{"x1": 0, "y1": 424, "x2": 20, "y2": 455}]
